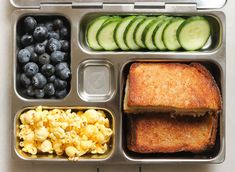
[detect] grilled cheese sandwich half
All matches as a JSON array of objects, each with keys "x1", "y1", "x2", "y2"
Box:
[
  {"x1": 124, "y1": 63, "x2": 221, "y2": 115},
  {"x1": 127, "y1": 112, "x2": 218, "y2": 153}
]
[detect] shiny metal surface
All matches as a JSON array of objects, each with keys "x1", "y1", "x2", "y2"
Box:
[
  {"x1": 78, "y1": 60, "x2": 115, "y2": 102},
  {"x1": 10, "y1": 0, "x2": 227, "y2": 9},
  {"x1": 11, "y1": 4, "x2": 226, "y2": 164}
]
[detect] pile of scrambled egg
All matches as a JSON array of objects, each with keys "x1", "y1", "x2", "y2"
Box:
[{"x1": 18, "y1": 106, "x2": 113, "y2": 160}]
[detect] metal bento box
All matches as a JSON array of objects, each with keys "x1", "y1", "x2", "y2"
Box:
[{"x1": 10, "y1": 0, "x2": 226, "y2": 164}]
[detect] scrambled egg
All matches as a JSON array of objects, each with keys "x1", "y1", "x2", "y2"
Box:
[{"x1": 18, "y1": 106, "x2": 113, "y2": 160}]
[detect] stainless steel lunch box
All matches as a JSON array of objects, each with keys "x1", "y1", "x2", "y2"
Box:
[{"x1": 10, "y1": 0, "x2": 226, "y2": 164}]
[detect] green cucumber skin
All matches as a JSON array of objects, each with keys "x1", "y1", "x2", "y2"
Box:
[
  {"x1": 162, "y1": 17, "x2": 186, "y2": 51},
  {"x1": 142, "y1": 16, "x2": 167, "y2": 50},
  {"x1": 153, "y1": 17, "x2": 173, "y2": 50},
  {"x1": 152, "y1": 20, "x2": 165, "y2": 49},
  {"x1": 87, "y1": 15, "x2": 211, "y2": 52},
  {"x1": 86, "y1": 16, "x2": 110, "y2": 50},
  {"x1": 124, "y1": 16, "x2": 146, "y2": 50},
  {"x1": 177, "y1": 16, "x2": 211, "y2": 51},
  {"x1": 114, "y1": 16, "x2": 136, "y2": 50},
  {"x1": 97, "y1": 17, "x2": 122, "y2": 51},
  {"x1": 134, "y1": 17, "x2": 156, "y2": 48},
  {"x1": 102, "y1": 16, "x2": 121, "y2": 25}
]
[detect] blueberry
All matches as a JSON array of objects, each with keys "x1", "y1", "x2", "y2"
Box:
[
  {"x1": 38, "y1": 53, "x2": 50, "y2": 65},
  {"x1": 30, "y1": 52, "x2": 39, "y2": 63},
  {"x1": 34, "y1": 43, "x2": 46, "y2": 55},
  {"x1": 45, "y1": 22, "x2": 54, "y2": 32},
  {"x1": 60, "y1": 40, "x2": 69, "y2": 52},
  {"x1": 51, "y1": 51, "x2": 64, "y2": 64},
  {"x1": 48, "y1": 38, "x2": 61, "y2": 52},
  {"x1": 41, "y1": 64, "x2": 55, "y2": 77},
  {"x1": 53, "y1": 19, "x2": 63, "y2": 29},
  {"x1": 44, "y1": 83, "x2": 55, "y2": 96},
  {"x1": 64, "y1": 52, "x2": 69, "y2": 61},
  {"x1": 35, "y1": 89, "x2": 45, "y2": 98},
  {"x1": 60, "y1": 27, "x2": 69, "y2": 39},
  {"x1": 55, "y1": 62, "x2": 69, "y2": 75},
  {"x1": 24, "y1": 62, "x2": 39, "y2": 77},
  {"x1": 18, "y1": 49, "x2": 31, "y2": 63},
  {"x1": 32, "y1": 73, "x2": 47, "y2": 88},
  {"x1": 47, "y1": 75, "x2": 56, "y2": 83},
  {"x1": 25, "y1": 45, "x2": 34, "y2": 54},
  {"x1": 37, "y1": 23, "x2": 45, "y2": 27},
  {"x1": 26, "y1": 85, "x2": 35, "y2": 97},
  {"x1": 24, "y1": 17, "x2": 37, "y2": 33},
  {"x1": 58, "y1": 68, "x2": 71, "y2": 80},
  {"x1": 48, "y1": 31, "x2": 60, "y2": 40},
  {"x1": 33, "y1": 26, "x2": 48, "y2": 42},
  {"x1": 55, "y1": 89, "x2": 67, "y2": 98},
  {"x1": 21, "y1": 34, "x2": 34, "y2": 47},
  {"x1": 41, "y1": 40, "x2": 48, "y2": 47},
  {"x1": 20, "y1": 73, "x2": 31, "y2": 88},
  {"x1": 54, "y1": 78, "x2": 67, "y2": 90}
]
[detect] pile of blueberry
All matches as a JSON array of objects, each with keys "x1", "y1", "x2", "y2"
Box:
[{"x1": 17, "y1": 16, "x2": 71, "y2": 98}]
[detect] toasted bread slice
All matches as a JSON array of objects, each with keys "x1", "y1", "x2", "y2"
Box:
[
  {"x1": 124, "y1": 63, "x2": 221, "y2": 114},
  {"x1": 127, "y1": 112, "x2": 218, "y2": 153}
]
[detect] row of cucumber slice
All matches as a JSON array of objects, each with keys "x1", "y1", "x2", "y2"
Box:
[{"x1": 86, "y1": 15, "x2": 211, "y2": 51}]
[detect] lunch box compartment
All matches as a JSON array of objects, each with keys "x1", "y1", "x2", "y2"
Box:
[
  {"x1": 122, "y1": 114, "x2": 221, "y2": 161},
  {"x1": 77, "y1": 60, "x2": 115, "y2": 102},
  {"x1": 15, "y1": 15, "x2": 71, "y2": 99},
  {"x1": 79, "y1": 13, "x2": 222, "y2": 53},
  {"x1": 120, "y1": 60, "x2": 224, "y2": 161},
  {"x1": 14, "y1": 106, "x2": 115, "y2": 161}
]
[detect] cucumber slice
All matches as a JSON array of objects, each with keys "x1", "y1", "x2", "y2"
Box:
[
  {"x1": 163, "y1": 17, "x2": 185, "y2": 51},
  {"x1": 143, "y1": 16, "x2": 166, "y2": 50},
  {"x1": 97, "y1": 17, "x2": 122, "y2": 51},
  {"x1": 134, "y1": 17, "x2": 156, "y2": 48},
  {"x1": 124, "y1": 16, "x2": 146, "y2": 50},
  {"x1": 177, "y1": 16, "x2": 211, "y2": 51},
  {"x1": 86, "y1": 16, "x2": 110, "y2": 50},
  {"x1": 153, "y1": 17, "x2": 173, "y2": 50},
  {"x1": 114, "y1": 16, "x2": 136, "y2": 50}
]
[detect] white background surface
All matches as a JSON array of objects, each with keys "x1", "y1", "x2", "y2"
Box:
[{"x1": 0, "y1": 0, "x2": 234, "y2": 171}]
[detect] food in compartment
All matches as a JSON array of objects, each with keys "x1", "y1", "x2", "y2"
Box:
[
  {"x1": 124, "y1": 63, "x2": 221, "y2": 114},
  {"x1": 177, "y1": 16, "x2": 211, "y2": 51},
  {"x1": 124, "y1": 62, "x2": 221, "y2": 154},
  {"x1": 86, "y1": 15, "x2": 211, "y2": 51},
  {"x1": 114, "y1": 16, "x2": 136, "y2": 50},
  {"x1": 86, "y1": 16, "x2": 110, "y2": 50},
  {"x1": 162, "y1": 17, "x2": 185, "y2": 50},
  {"x1": 124, "y1": 16, "x2": 146, "y2": 50},
  {"x1": 127, "y1": 112, "x2": 218, "y2": 153},
  {"x1": 17, "y1": 16, "x2": 71, "y2": 98},
  {"x1": 143, "y1": 16, "x2": 168, "y2": 50},
  {"x1": 17, "y1": 106, "x2": 113, "y2": 160},
  {"x1": 97, "y1": 16, "x2": 122, "y2": 51}
]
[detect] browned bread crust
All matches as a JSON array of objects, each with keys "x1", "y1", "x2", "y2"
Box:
[
  {"x1": 127, "y1": 112, "x2": 218, "y2": 153},
  {"x1": 124, "y1": 63, "x2": 221, "y2": 114}
]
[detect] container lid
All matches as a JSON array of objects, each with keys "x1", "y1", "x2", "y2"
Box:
[{"x1": 10, "y1": 0, "x2": 226, "y2": 9}]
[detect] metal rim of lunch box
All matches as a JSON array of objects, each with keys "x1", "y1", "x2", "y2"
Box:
[{"x1": 10, "y1": 0, "x2": 227, "y2": 9}]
